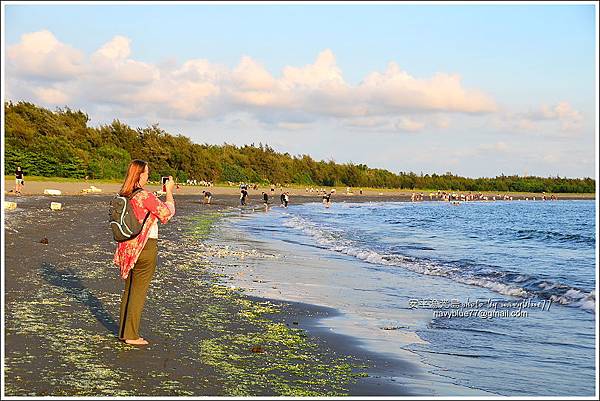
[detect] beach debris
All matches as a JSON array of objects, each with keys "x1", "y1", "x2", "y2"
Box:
[
  {"x1": 82, "y1": 185, "x2": 102, "y2": 194},
  {"x1": 50, "y1": 202, "x2": 62, "y2": 211},
  {"x1": 44, "y1": 189, "x2": 62, "y2": 195},
  {"x1": 199, "y1": 245, "x2": 277, "y2": 260},
  {"x1": 381, "y1": 325, "x2": 407, "y2": 331},
  {"x1": 292, "y1": 321, "x2": 299, "y2": 325},
  {"x1": 40, "y1": 237, "x2": 49, "y2": 244},
  {"x1": 4, "y1": 201, "x2": 17, "y2": 210},
  {"x1": 250, "y1": 345, "x2": 265, "y2": 353}
]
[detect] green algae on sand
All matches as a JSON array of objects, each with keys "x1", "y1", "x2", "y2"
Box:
[
  {"x1": 185, "y1": 213, "x2": 369, "y2": 396},
  {"x1": 4, "y1": 198, "x2": 369, "y2": 396}
]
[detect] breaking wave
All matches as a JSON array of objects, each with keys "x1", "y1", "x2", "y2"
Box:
[{"x1": 282, "y1": 215, "x2": 596, "y2": 313}]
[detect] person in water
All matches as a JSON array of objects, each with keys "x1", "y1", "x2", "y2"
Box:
[
  {"x1": 324, "y1": 192, "x2": 332, "y2": 208},
  {"x1": 240, "y1": 188, "x2": 248, "y2": 206}
]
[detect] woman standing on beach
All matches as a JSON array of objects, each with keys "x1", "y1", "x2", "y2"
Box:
[{"x1": 113, "y1": 160, "x2": 175, "y2": 345}]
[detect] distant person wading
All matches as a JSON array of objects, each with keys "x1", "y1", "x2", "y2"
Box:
[
  {"x1": 240, "y1": 187, "x2": 248, "y2": 206},
  {"x1": 113, "y1": 160, "x2": 175, "y2": 346}
]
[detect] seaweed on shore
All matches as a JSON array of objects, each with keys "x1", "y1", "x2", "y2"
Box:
[
  {"x1": 186, "y1": 211, "x2": 223, "y2": 240},
  {"x1": 182, "y1": 213, "x2": 367, "y2": 396},
  {"x1": 4, "y1": 198, "x2": 367, "y2": 396}
]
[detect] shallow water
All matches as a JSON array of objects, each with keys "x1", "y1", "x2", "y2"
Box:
[{"x1": 218, "y1": 200, "x2": 596, "y2": 396}]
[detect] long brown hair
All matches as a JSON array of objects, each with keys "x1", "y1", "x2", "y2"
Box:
[{"x1": 119, "y1": 159, "x2": 148, "y2": 197}]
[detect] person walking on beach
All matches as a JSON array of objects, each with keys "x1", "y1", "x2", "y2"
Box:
[
  {"x1": 283, "y1": 192, "x2": 289, "y2": 208},
  {"x1": 202, "y1": 190, "x2": 212, "y2": 204},
  {"x1": 280, "y1": 192, "x2": 286, "y2": 207},
  {"x1": 262, "y1": 191, "x2": 269, "y2": 211},
  {"x1": 240, "y1": 188, "x2": 248, "y2": 206},
  {"x1": 113, "y1": 160, "x2": 175, "y2": 346},
  {"x1": 14, "y1": 166, "x2": 24, "y2": 195}
]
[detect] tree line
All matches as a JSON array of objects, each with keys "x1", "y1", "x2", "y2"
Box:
[{"x1": 3, "y1": 101, "x2": 595, "y2": 193}]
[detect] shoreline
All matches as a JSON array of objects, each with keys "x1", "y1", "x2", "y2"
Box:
[
  {"x1": 207, "y1": 199, "x2": 596, "y2": 396},
  {"x1": 3, "y1": 194, "x2": 408, "y2": 396},
  {"x1": 246, "y1": 295, "x2": 418, "y2": 396},
  {"x1": 205, "y1": 214, "x2": 496, "y2": 396}
]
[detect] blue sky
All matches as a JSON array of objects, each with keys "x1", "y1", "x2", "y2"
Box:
[{"x1": 3, "y1": 3, "x2": 597, "y2": 178}]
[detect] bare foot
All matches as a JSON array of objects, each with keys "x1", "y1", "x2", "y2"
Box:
[{"x1": 124, "y1": 338, "x2": 148, "y2": 345}]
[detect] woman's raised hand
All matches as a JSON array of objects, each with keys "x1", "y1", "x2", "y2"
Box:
[{"x1": 165, "y1": 176, "x2": 176, "y2": 192}]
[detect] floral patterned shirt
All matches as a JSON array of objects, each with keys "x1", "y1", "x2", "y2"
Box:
[{"x1": 113, "y1": 189, "x2": 175, "y2": 279}]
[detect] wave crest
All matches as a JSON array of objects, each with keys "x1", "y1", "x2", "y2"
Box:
[{"x1": 281, "y1": 215, "x2": 595, "y2": 313}]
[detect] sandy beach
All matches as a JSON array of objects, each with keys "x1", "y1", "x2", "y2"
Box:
[
  {"x1": 3, "y1": 191, "x2": 417, "y2": 396},
  {"x1": 3, "y1": 180, "x2": 596, "y2": 396},
  {"x1": 4, "y1": 177, "x2": 595, "y2": 201}
]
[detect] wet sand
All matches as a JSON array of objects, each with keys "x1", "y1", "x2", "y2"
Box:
[
  {"x1": 204, "y1": 217, "x2": 497, "y2": 396},
  {"x1": 3, "y1": 193, "x2": 413, "y2": 396}
]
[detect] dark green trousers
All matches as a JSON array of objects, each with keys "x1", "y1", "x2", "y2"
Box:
[{"x1": 119, "y1": 238, "x2": 158, "y2": 340}]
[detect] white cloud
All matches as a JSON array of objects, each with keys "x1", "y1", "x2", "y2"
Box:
[
  {"x1": 541, "y1": 102, "x2": 583, "y2": 132},
  {"x1": 34, "y1": 86, "x2": 70, "y2": 104},
  {"x1": 232, "y1": 56, "x2": 277, "y2": 91},
  {"x1": 281, "y1": 49, "x2": 345, "y2": 90},
  {"x1": 90, "y1": 36, "x2": 158, "y2": 85},
  {"x1": 6, "y1": 31, "x2": 499, "y2": 130},
  {"x1": 345, "y1": 116, "x2": 388, "y2": 128},
  {"x1": 479, "y1": 141, "x2": 509, "y2": 152},
  {"x1": 6, "y1": 30, "x2": 84, "y2": 80},
  {"x1": 344, "y1": 116, "x2": 425, "y2": 132},
  {"x1": 501, "y1": 101, "x2": 584, "y2": 135},
  {"x1": 453, "y1": 141, "x2": 511, "y2": 158},
  {"x1": 93, "y1": 35, "x2": 131, "y2": 61},
  {"x1": 435, "y1": 116, "x2": 451, "y2": 129},
  {"x1": 359, "y1": 62, "x2": 497, "y2": 114},
  {"x1": 542, "y1": 153, "x2": 560, "y2": 163},
  {"x1": 395, "y1": 117, "x2": 425, "y2": 132},
  {"x1": 276, "y1": 122, "x2": 310, "y2": 131}
]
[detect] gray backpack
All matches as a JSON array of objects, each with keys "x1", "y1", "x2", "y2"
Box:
[{"x1": 109, "y1": 188, "x2": 150, "y2": 242}]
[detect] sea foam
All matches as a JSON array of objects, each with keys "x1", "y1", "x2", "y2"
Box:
[{"x1": 281, "y1": 214, "x2": 595, "y2": 313}]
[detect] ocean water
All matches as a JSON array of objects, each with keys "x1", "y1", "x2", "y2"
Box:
[{"x1": 221, "y1": 200, "x2": 596, "y2": 396}]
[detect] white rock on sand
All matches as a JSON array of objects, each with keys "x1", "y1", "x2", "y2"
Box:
[
  {"x1": 4, "y1": 201, "x2": 17, "y2": 210},
  {"x1": 82, "y1": 185, "x2": 102, "y2": 193},
  {"x1": 44, "y1": 189, "x2": 62, "y2": 195},
  {"x1": 50, "y1": 202, "x2": 62, "y2": 210}
]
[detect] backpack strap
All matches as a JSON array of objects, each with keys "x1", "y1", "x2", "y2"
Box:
[
  {"x1": 128, "y1": 187, "x2": 144, "y2": 199},
  {"x1": 128, "y1": 187, "x2": 151, "y2": 228}
]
